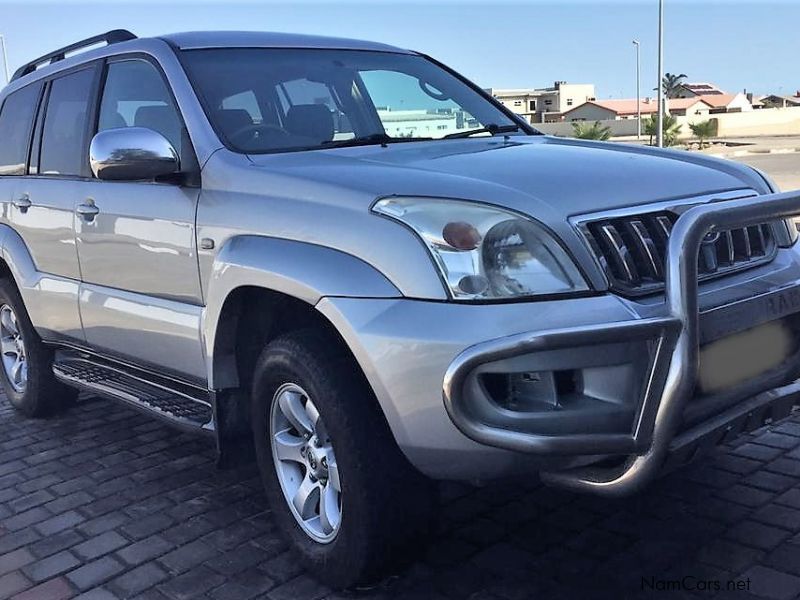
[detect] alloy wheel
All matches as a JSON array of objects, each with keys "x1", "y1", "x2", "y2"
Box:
[
  {"x1": 0, "y1": 304, "x2": 27, "y2": 393},
  {"x1": 270, "y1": 382, "x2": 342, "y2": 543}
]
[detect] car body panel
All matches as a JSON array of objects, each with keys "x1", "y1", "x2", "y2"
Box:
[
  {"x1": 79, "y1": 283, "x2": 207, "y2": 382},
  {"x1": 202, "y1": 234, "x2": 401, "y2": 388}
]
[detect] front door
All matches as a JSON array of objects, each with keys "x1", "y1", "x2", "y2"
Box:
[{"x1": 76, "y1": 57, "x2": 206, "y2": 383}]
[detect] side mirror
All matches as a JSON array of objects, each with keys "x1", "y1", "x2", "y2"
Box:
[{"x1": 89, "y1": 127, "x2": 180, "y2": 181}]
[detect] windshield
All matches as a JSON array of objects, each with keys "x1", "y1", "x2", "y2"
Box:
[{"x1": 180, "y1": 48, "x2": 523, "y2": 153}]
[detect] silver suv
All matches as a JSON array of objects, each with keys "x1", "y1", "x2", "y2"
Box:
[{"x1": 1, "y1": 29, "x2": 800, "y2": 587}]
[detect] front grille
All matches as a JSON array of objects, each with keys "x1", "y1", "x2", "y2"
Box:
[{"x1": 580, "y1": 210, "x2": 777, "y2": 296}]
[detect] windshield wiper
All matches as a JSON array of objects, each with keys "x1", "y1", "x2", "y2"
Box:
[
  {"x1": 321, "y1": 134, "x2": 433, "y2": 149},
  {"x1": 442, "y1": 123, "x2": 521, "y2": 139}
]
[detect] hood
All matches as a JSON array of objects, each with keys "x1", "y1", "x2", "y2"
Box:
[{"x1": 247, "y1": 136, "x2": 767, "y2": 220}]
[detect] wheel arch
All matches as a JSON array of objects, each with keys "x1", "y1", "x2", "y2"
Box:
[{"x1": 202, "y1": 235, "x2": 401, "y2": 390}]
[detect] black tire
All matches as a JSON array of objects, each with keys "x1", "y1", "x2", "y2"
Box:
[
  {"x1": 252, "y1": 329, "x2": 435, "y2": 589},
  {"x1": 0, "y1": 277, "x2": 77, "y2": 417}
]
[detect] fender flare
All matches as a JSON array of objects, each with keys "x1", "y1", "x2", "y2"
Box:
[
  {"x1": 202, "y1": 235, "x2": 401, "y2": 388},
  {"x1": 0, "y1": 223, "x2": 39, "y2": 291}
]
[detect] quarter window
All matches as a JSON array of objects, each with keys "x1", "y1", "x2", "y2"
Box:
[
  {"x1": 98, "y1": 60, "x2": 182, "y2": 154},
  {"x1": 0, "y1": 83, "x2": 42, "y2": 175},
  {"x1": 39, "y1": 68, "x2": 94, "y2": 176}
]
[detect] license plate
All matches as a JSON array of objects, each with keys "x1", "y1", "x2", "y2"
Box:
[
  {"x1": 698, "y1": 319, "x2": 794, "y2": 394},
  {"x1": 701, "y1": 285, "x2": 800, "y2": 344}
]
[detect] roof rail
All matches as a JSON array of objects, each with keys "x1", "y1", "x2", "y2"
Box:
[{"x1": 11, "y1": 29, "x2": 137, "y2": 82}]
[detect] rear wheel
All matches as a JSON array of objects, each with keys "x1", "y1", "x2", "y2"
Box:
[
  {"x1": 0, "y1": 277, "x2": 77, "y2": 417},
  {"x1": 252, "y1": 329, "x2": 435, "y2": 588}
]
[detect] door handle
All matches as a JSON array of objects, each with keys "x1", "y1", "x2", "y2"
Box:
[
  {"x1": 12, "y1": 195, "x2": 31, "y2": 213},
  {"x1": 76, "y1": 202, "x2": 100, "y2": 222}
]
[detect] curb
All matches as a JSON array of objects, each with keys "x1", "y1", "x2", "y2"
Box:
[{"x1": 706, "y1": 147, "x2": 800, "y2": 159}]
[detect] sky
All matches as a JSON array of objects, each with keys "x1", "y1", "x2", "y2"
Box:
[{"x1": 0, "y1": 0, "x2": 797, "y2": 99}]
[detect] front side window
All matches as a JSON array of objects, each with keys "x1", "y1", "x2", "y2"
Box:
[
  {"x1": 181, "y1": 48, "x2": 521, "y2": 153},
  {"x1": 0, "y1": 82, "x2": 42, "y2": 175},
  {"x1": 39, "y1": 68, "x2": 94, "y2": 176},
  {"x1": 98, "y1": 59, "x2": 183, "y2": 154}
]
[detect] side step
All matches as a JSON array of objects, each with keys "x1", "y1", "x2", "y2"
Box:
[{"x1": 53, "y1": 356, "x2": 215, "y2": 434}]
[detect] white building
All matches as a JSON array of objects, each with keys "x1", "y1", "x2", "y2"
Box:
[
  {"x1": 485, "y1": 82, "x2": 596, "y2": 123},
  {"x1": 376, "y1": 108, "x2": 473, "y2": 138}
]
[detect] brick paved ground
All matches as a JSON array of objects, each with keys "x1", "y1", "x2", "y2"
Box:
[{"x1": 2, "y1": 393, "x2": 800, "y2": 600}]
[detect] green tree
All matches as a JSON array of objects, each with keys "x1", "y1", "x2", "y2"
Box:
[
  {"x1": 571, "y1": 120, "x2": 612, "y2": 141},
  {"x1": 662, "y1": 72, "x2": 688, "y2": 98},
  {"x1": 689, "y1": 120, "x2": 716, "y2": 149},
  {"x1": 644, "y1": 114, "x2": 683, "y2": 146}
]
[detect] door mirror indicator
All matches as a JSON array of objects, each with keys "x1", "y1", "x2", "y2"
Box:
[{"x1": 89, "y1": 127, "x2": 180, "y2": 181}]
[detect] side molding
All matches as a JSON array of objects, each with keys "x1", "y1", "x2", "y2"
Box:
[{"x1": 202, "y1": 235, "x2": 401, "y2": 389}]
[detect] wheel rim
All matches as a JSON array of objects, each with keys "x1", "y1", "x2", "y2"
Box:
[
  {"x1": 0, "y1": 304, "x2": 27, "y2": 393},
  {"x1": 269, "y1": 382, "x2": 342, "y2": 543}
]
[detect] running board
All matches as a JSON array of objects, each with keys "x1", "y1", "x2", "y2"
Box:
[{"x1": 52, "y1": 356, "x2": 215, "y2": 434}]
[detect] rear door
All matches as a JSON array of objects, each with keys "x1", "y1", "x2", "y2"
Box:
[
  {"x1": 1, "y1": 67, "x2": 95, "y2": 342},
  {"x1": 75, "y1": 57, "x2": 206, "y2": 383}
]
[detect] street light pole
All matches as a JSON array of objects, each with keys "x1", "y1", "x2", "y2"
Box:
[
  {"x1": 0, "y1": 35, "x2": 10, "y2": 85},
  {"x1": 656, "y1": 0, "x2": 664, "y2": 147},
  {"x1": 633, "y1": 40, "x2": 641, "y2": 139}
]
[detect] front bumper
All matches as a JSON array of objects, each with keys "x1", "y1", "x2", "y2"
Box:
[{"x1": 319, "y1": 191, "x2": 800, "y2": 490}]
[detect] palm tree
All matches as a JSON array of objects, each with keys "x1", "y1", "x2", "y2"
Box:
[
  {"x1": 662, "y1": 72, "x2": 688, "y2": 98},
  {"x1": 571, "y1": 121, "x2": 612, "y2": 141},
  {"x1": 689, "y1": 120, "x2": 716, "y2": 149},
  {"x1": 644, "y1": 114, "x2": 683, "y2": 146}
]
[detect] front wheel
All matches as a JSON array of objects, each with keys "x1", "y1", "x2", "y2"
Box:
[{"x1": 252, "y1": 330, "x2": 434, "y2": 588}]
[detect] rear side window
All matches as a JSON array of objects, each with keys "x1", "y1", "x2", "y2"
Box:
[
  {"x1": 0, "y1": 83, "x2": 42, "y2": 175},
  {"x1": 39, "y1": 68, "x2": 94, "y2": 176},
  {"x1": 98, "y1": 59, "x2": 183, "y2": 154}
]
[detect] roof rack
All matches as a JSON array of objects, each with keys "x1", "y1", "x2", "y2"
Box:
[{"x1": 11, "y1": 29, "x2": 137, "y2": 82}]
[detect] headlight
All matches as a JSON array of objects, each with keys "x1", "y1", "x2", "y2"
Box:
[{"x1": 372, "y1": 197, "x2": 588, "y2": 300}]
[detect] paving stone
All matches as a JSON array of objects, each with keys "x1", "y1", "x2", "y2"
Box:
[
  {"x1": 755, "y1": 432, "x2": 800, "y2": 450},
  {"x1": 8, "y1": 489, "x2": 56, "y2": 513},
  {"x1": 717, "y1": 484, "x2": 776, "y2": 507},
  {"x1": 116, "y1": 535, "x2": 176, "y2": 567},
  {"x1": 0, "y1": 570, "x2": 31, "y2": 597},
  {"x1": 13, "y1": 576, "x2": 74, "y2": 600},
  {"x1": 119, "y1": 514, "x2": 175, "y2": 540},
  {"x1": 72, "y1": 531, "x2": 130, "y2": 561},
  {"x1": 0, "y1": 547, "x2": 35, "y2": 577},
  {"x1": 74, "y1": 588, "x2": 121, "y2": 600},
  {"x1": 67, "y1": 555, "x2": 127, "y2": 592},
  {"x1": 766, "y1": 457, "x2": 800, "y2": 477},
  {"x1": 204, "y1": 543, "x2": 271, "y2": 576},
  {"x1": 158, "y1": 539, "x2": 219, "y2": 575},
  {"x1": 2, "y1": 507, "x2": 52, "y2": 531},
  {"x1": 22, "y1": 550, "x2": 82, "y2": 582},
  {"x1": 743, "y1": 470, "x2": 797, "y2": 493},
  {"x1": 743, "y1": 565, "x2": 800, "y2": 600},
  {"x1": 157, "y1": 565, "x2": 225, "y2": 600},
  {"x1": 108, "y1": 561, "x2": 169, "y2": 597},
  {"x1": 266, "y1": 574, "x2": 329, "y2": 600},
  {"x1": 34, "y1": 509, "x2": 86, "y2": 536},
  {"x1": 207, "y1": 568, "x2": 275, "y2": 600},
  {"x1": 752, "y1": 504, "x2": 800, "y2": 531},
  {"x1": 726, "y1": 520, "x2": 790, "y2": 550},
  {"x1": 28, "y1": 529, "x2": 84, "y2": 559},
  {"x1": 765, "y1": 543, "x2": 800, "y2": 576}
]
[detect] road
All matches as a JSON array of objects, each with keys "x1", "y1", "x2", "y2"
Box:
[{"x1": 734, "y1": 153, "x2": 800, "y2": 192}]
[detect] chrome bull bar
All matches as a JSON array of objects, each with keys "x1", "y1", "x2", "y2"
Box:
[{"x1": 443, "y1": 190, "x2": 800, "y2": 497}]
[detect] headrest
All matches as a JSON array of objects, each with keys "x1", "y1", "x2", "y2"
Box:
[{"x1": 284, "y1": 104, "x2": 334, "y2": 143}]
